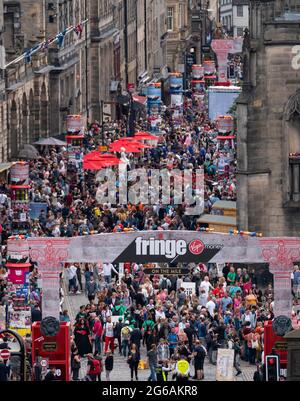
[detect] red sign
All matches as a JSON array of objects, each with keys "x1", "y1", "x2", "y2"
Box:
[
  {"x1": 189, "y1": 240, "x2": 205, "y2": 255},
  {"x1": 0, "y1": 349, "x2": 10, "y2": 360}
]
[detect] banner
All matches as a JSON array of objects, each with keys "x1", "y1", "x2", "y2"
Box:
[
  {"x1": 211, "y1": 39, "x2": 243, "y2": 82},
  {"x1": 170, "y1": 94, "x2": 183, "y2": 107},
  {"x1": 9, "y1": 310, "x2": 31, "y2": 330},
  {"x1": 10, "y1": 162, "x2": 29, "y2": 186},
  {"x1": 192, "y1": 65, "x2": 204, "y2": 80},
  {"x1": 181, "y1": 282, "x2": 196, "y2": 297},
  {"x1": 216, "y1": 348, "x2": 235, "y2": 381},
  {"x1": 29, "y1": 202, "x2": 48, "y2": 220},
  {"x1": 169, "y1": 74, "x2": 183, "y2": 94},
  {"x1": 66, "y1": 115, "x2": 84, "y2": 133}
]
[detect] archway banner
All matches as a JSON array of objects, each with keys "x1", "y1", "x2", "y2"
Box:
[{"x1": 23, "y1": 233, "x2": 300, "y2": 318}]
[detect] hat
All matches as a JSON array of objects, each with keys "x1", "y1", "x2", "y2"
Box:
[
  {"x1": 118, "y1": 317, "x2": 123, "y2": 321},
  {"x1": 125, "y1": 320, "x2": 129, "y2": 325}
]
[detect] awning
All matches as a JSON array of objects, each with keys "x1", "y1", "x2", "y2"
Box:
[{"x1": 0, "y1": 163, "x2": 13, "y2": 174}]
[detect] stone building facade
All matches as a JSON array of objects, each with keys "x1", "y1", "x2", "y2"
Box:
[
  {"x1": 0, "y1": 0, "x2": 169, "y2": 161},
  {"x1": 165, "y1": 0, "x2": 192, "y2": 71},
  {"x1": 236, "y1": 0, "x2": 300, "y2": 237}
]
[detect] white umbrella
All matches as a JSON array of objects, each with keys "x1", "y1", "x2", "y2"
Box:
[{"x1": 34, "y1": 137, "x2": 67, "y2": 146}]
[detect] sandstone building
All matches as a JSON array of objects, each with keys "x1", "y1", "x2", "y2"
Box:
[{"x1": 237, "y1": 0, "x2": 300, "y2": 236}]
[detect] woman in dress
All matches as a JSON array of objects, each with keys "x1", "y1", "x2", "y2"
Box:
[{"x1": 74, "y1": 318, "x2": 93, "y2": 357}]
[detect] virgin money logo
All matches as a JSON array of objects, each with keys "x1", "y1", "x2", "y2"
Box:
[
  {"x1": 189, "y1": 240, "x2": 205, "y2": 255},
  {"x1": 113, "y1": 236, "x2": 223, "y2": 264}
]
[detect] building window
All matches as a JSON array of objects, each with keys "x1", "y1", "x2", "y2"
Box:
[
  {"x1": 167, "y1": 7, "x2": 174, "y2": 31},
  {"x1": 237, "y1": 5, "x2": 243, "y2": 17},
  {"x1": 237, "y1": 27, "x2": 244, "y2": 37}
]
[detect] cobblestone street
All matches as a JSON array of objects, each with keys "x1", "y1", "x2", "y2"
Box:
[{"x1": 64, "y1": 286, "x2": 255, "y2": 382}]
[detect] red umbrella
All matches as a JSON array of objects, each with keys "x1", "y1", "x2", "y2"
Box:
[
  {"x1": 109, "y1": 141, "x2": 143, "y2": 153},
  {"x1": 83, "y1": 152, "x2": 122, "y2": 170},
  {"x1": 134, "y1": 132, "x2": 159, "y2": 141}
]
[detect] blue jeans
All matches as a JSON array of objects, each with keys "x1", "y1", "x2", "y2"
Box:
[
  {"x1": 122, "y1": 340, "x2": 129, "y2": 357},
  {"x1": 104, "y1": 275, "x2": 111, "y2": 284},
  {"x1": 94, "y1": 336, "x2": 102, "y2": 354},
  {"x1": 148, "y1": 364, "x2": 157, "y2": 381}
]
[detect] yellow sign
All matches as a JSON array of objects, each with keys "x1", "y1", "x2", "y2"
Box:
[{"x1": 99, "y1": 146, "x2": 108, "y2": 152}]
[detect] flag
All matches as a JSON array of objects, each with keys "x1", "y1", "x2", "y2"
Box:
[
  {"x1": 56, "y1": 29, "x2": 67, "y2": 48},
  {"x1": 74, "y1": 24, "x2": 83, "y2": 39}
]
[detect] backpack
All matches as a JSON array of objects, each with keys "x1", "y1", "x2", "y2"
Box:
[{"x1": 89, "y1": 359, "x2": 101, "y2": 375}]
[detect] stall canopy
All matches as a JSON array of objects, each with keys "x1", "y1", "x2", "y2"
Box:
[
  {"x1": 34, "y1": 137, "x2": 67, "y2": 146},
  {"x1": 109, "y1": 140, "x2": 147, "y2": 153},
  {"x1": 83, "y1": 152, "x2": 123, "y2": 170},
  {"x1": 134, "y1": 132, "x2": 159, "y2": 141}
]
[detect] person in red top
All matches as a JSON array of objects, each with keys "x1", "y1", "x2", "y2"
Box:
[
  {"x1": 86, "y1": 354, "x2": 102, "y2": 381},
  {"x1": 212, "y1": 283, "x2": 225, "y2": 298},
  {"x1": 93, "y1": 317, "x2": 103, "y2": 355}
]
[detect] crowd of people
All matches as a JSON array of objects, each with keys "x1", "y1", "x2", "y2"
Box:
[
  {"x1": 0, "y1": 68, "x2": 297, "y2": 382},
  {"x1": 66, "y1": 262, "x2": 278, "y2": 381}
]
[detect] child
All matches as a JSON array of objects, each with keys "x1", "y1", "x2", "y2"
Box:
[{"x1": 105, "y1": 350, "x2": 114, "y2": 381}]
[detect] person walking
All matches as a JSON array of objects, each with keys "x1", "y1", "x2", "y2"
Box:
[
  {"x1": 105, "y1": 350, "x2": 114, "y2": 381},
  {"x1": 86, "y1": 276, "x2": 98, "y2": 303},
  {"x1": 71, "y1": 351, "x2": 81, "y2": 381},
  {"x1": 121, "y1": 321, "x2": 132, "y2": 358},
  {"x1": 127, "y1": 343, "x2": 140, "y2": 381},
  {"x1": 103, "y1": 316, "x2": 115, "y2": 354},
  {"x1": 76, "y1": 264, "x2": 83, "y2": 292},
  {"x1": 193, "y1": 339, "x2": 207, "y2": 380},
  {"x1": 92, "y1": 317, "x2": 103, "y2": 356},
  {"x1": 233, "y1": 337, "x2": 242, "y2": 376},
  {"x1": 147, "y1": 344, "x2": 158, "y2": 381},
  {"x1": 114, "y1": 317, "x2": 124, "y2": 355},
  {"x1": 86, "y1": 354, "x2": 101, "y2": 381}
]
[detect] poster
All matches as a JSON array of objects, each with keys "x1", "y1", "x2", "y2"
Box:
[
  {"x1": 182, "y1": 282, "x2": 196, "y2": 297},
  {"x1": 29, "y1": 203, "x2": 48, "y2": 220},
  {"x1": 216, "y1": 348, "x2": 235, "y2": 381},
  {"x1": 9, "y1": 309, "x2": 31, "y2": 329}
]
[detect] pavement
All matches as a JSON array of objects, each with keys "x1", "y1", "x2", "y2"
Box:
[{"x1": 63, "y1": 282, "x2": 256, "y2": 382}]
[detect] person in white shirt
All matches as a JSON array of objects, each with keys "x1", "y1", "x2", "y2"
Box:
[
  {"x1": 103, "y1": 263, "x2": 119, "y2": 284},
  {"x1": 206, "y1": 296, "x2": 216, "y2": 317},
  {"x1": 200, "y1": 276, "x2": 213, "y2": 297},
  {"x1": 66, "y1": 264, "x2": 80, "y2": 294}
]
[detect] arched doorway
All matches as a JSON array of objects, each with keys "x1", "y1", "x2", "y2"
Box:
[
  {"x1": 10, "y1": 100, "x2": 18, "y2": 159},
  {"x1": 29, "y1": 89, "x2": 35, "y2": 143},
  {"x1": 40, "y1": 83, "x2": 48, "y2": 138},
  {"x1": 21, "y1": 93, "x2": 28, "y2": 147}
]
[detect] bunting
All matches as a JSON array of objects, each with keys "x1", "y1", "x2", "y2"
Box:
[{"x1": 4, "y1": 19, "x2": 88, "y2": 68}]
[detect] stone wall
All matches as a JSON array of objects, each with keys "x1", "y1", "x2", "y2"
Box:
[{"x1": 237, "y1": 8, "x2": 300, "y2": 236}]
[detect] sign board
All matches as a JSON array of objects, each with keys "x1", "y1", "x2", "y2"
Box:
[
  {"x1": 111, "y1": 315, "x2": 124, "y2": 324},
  {"x1": 182, "y1": 282, "x2": 196, "y2": 297},
  {"x1": 144, "y1": 268, "x2": 189, "y2": 275},
  {"x1": 216, "y1": 348, "x2": 235, "y2": 381},
  {"x1": 0, "y1": 349, "x2": 10, "y2": 361},
  {"x1": 42, "y1": 342, "x2": 58, "y2": 352}
]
